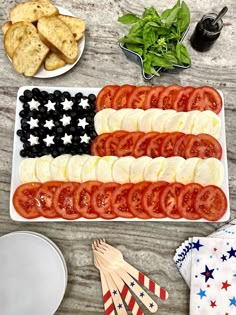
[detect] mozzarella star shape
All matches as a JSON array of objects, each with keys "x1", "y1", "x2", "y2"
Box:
[
  {"x1": 79, "y1": 98, "x2": 89, "y2": 109},
  {"x1": 27, "y1": 117, "x2": 39, "y2": 129},
  {"x1": 44, "y1": 119, "x2": 54, "y2": 130},
  {"x1": 28, "y1": 134, "x2": 39, "y2": 146},
  {"x1": 28, "y1": 99, "x2": 40, "y2": 110},
  {"x1": 62, "y1": 133, "x2": 72, "y2": 144},
  {"x1": 45, "y1": 100, "x2": 56, "y2": 111},
  {"x1": 43, "y1": 135, "x2": 54, "y2": 147},
  {"x1": 80, "y1": 133, "x2": 91, "y2": 144},
  {"x1": 60, "y1": 114, "x2": 71, "y2": 126},
  {"x1": 78, "y1": 117, "x2": 89, "y2": 129},
  {"x1": 61, "y1": 99, "x2": 73, "y2": 110}
]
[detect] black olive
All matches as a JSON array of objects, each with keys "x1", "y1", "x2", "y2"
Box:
[
  {"x1": 21, "y1": 123, "x2": 30, "y2": 131},
  {"x1": 88, "y1": 94, "x2": 96, "y2": 102},
  {"x1": 20, "y1": 136, "x2": 27, "y2": 142},
  {"x1": 17, "y1": 129, "x2": 23, "y2": 137},
  {"x1": 48, "y1": 93, "x2": 55, "y2": 101},
  {"x1": 41, "y1": 91, "x2": 49, "y2": 99},
  {"x1": 19, "y1": 95, "x2": 26, "y2": 103},
  {"x1": 19, "y1": 110, "x2": 28, "y2": 118},
  {"x1": 59, "y1": 95, "x2": 65, "y2": 103},
  {"x1": 24, "y1": 89, "x2": 33, "y2": 100},
  {"x1": 54, "y1": 90, "x2": 61, "y2": 99},
  {"x1": 69, "y1": 125, "x2": 76, "y2": 134},
  {"x1": 58, "y1": 146, "x2": 65, "y2": 154},
  {"x1": 62, "y1": 91, "x2": 71, "y2": 99},
  {"x1": 20, "y1": 149, "x2": 27, "y2": 157},
  {"x1": 75, "y1": 92, "x2": 83, "y2": 99},
  {"x1": 52, "y1": 150, "x2": 59, "y2": 158},
  {"x1": 38, "y1": 105, "x2": 47, "y2": 113},
  {"x1": 23, "y1": 142, "x2": 31, "y2": 149},
  {"x1": 56, "y1": 127, "x2": 64, "y2": 134},
  {"x1": 23, "y1": 103, "x2": 30, "y2": 110}
]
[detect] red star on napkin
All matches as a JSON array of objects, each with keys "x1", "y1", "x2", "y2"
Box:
[
  {"x1": 221, "y1": 280, "x2": 231, "y2": 291},
  {"x1": 210, "y1": 300, "x2": 217, "y2": 308},
  {"x1": 213, "y1": 247, "x2": 217, "y2": 251}
]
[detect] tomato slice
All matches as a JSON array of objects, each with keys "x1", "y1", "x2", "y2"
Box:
[
  {"x1": 35, "y1": 181, "x2": 63, "y2": 218},
  {"x1": 112, "y1": 85, "x2": 136, "y2": 109},
  {"x1": 186, "y1": 87, "x2": 205, "y2": 111},
  {"x1": 53, "y1": 182, "x2": 80, "y2": 220},
  {"x1": 91, "y1": 133, "x2": 110, "y2": 156},
  {"x1": 160, "y1": 132, "x2": 185, "y2": 157},
  {"x1": 96, "y1": 85, "x2": 119, "y2": 111},
  {"x1": 74, "y1": 181, "x2": 101, "y2": 219},
  {"x1": 112, "y1": 183, "x2": 134, "y2": 218},
  {"x1": 146, "y1": 133, "x2": 169, "y2": 158},
  {"x1": 117, "y1": 132, "x2": 144, "y2": 157},
  {"x1": 201, "y1": 86, "x2": 222, "y2": 114},
  {"x1": 144, "y1": 86, "x2": 164, "y2": 109},
  {"x1": 13, "y1": 182, "x2": 41, "y2": 219},
  {"x1": 158, "y1": 85, "x2": 182, "y2": 109},
  {"x1": 173, "y1": 134, "x2": 192, "y2": 158},
  {"x1": 91, "y1": 182, "x2": 120, "y2": 219},
  {"x1": 133, "y1": 132, "x2": 157, "y2": 158},
  {"x1": 173, "y1": 86, "x2": 194, "y2": 112},
  {"x1": 127, "y1": 86, "x2": 152, "y2": 109},
  {"x1": 160, "y1": 182, "x2": 184, "y2": 219},
  {"x1": 177, "y1": 183, "x2": 202, "y2": 220},
  {"x1": 142, "y1": 181, "x2": 168, "y2": 218},
  {"x1": 195, "y1": 185, "x2": 227, "y2": 221},
  {"x1": 105, "y1": 131, "x2": 128, "y2": 156},
  {"x1": 128, "y1": 182, "x2": 151, "y2": 219},
  {"x1": 185, "y1": 134, "x2": 222, "y2": 159}
]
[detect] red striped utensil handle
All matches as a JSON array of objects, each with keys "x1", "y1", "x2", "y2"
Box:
[
  {"x1": 100, "y1": 271, "x2": 116, "y2": 315},
  {"x1": 122, "y1": 261, "x2": 169, "y2": 300}
]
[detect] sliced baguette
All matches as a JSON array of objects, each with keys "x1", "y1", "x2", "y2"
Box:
[
  {"x1": 4, "y1": 22, "x2": 37, "y2": 58},
  {"x1": 10, "y1": 1, "x2": 59, "y2": 23},
  {"x1": 12, "y1": 32, "x2": 49, "y2": 76},
  {"x1": 58, "y1": 15, "x2": 85, "y2": 41},
  {"x1": 2, "y1": 21, "x2": 12, "y2": 34},
  {"x1": 44, "y1": 51, "x2": 66, "y2": 70},
  {"x1": 37, "y1": 16, "x2": 78, "y2": 64}
]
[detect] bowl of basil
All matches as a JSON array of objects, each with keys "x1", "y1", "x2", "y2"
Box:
[{"x1": 118, "y1": 0, "x2": 191, "y2": 80}]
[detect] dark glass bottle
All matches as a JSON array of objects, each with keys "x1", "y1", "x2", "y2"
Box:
[{"x1": 190, "y1": 13, "x2": 223, "y2": 52}]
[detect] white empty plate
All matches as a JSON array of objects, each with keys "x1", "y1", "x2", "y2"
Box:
[{"x1": 0, "y1": 232, "x2": 67, "y2": 315}]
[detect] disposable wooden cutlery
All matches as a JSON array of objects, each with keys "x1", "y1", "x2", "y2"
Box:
[{"x1": 95, "y1": 240, "x2": 169, "y2": 301}]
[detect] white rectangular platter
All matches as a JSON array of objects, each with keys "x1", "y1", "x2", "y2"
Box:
[{"x1": 10, "y1": 86, "x2": 230, "y2": 222}]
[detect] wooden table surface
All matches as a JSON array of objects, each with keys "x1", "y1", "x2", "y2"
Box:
[{"x1": 0, "y1": 0, "x2": 236, "y2": 314}]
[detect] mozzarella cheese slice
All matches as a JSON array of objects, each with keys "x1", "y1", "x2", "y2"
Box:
[
  {"x1": 138, "y1": 109, "x2": 161, "y2": 132},
  {"x1": 50, "y1": 154, "x2": 71, "y2": 181},
  {"x1": 176, "y1": 157, "x2": 201, "y2": 184},
  {"x1": 94, "y1": 108, "x2": 115, "y2": 134},
  {"x1": 192, "y1": 110, "x2": 221, "y2": 139},
  {"x1": 108, "y1": 109, "x2": 133, "y2": 132},
  {"x1": 152, "y1": 110, "x2": 176, "y2": 132},
  {"x1": 194, "y1": 157, "x2": 224, "y2": 187},
  {"x1": 158, "y1": 157, "x2": 185, "y2": 182},
  {"x1": 80, "y1": 156, "x2": 100, "y2": 182},
  {"x1": 67, "y1": 155, "x2": 90, "y2": 182},
  {"x1": 96, "y1": 156, "x2": 118, "y2": 182},
  {"x1": 130, "y1": 156, "x2": 152, "y2": 183},
  {"x1": 163, "y1": 112, "x2": 188, "y2": 132},
  {"x1": 112, "y1": 156, "x2": 135, "y2": 183},
  {"x1": 121, "y1": 109, "x2": 144, "y2": 131},
  {"x1": 35, "y1": 155, "x2": 53, "y2": 182},
  {"x1": 143, "y1": 157, "x2": 166, "y2": 181},
  {"x1": 19, "y1": 158, "x2": 39, "y2": 183}
]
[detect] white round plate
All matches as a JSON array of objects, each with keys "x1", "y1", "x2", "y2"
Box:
[
  {"x1": 0, "y1": 232, "x2": 67, "y2": 315},
  {"x1": 35, "y1": 6, "x2": 85, "y2": 78}
]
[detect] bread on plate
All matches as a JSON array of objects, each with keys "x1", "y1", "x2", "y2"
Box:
[
  {"x1": 58, "y1": 15, "x2": 85, "y2": 41},
  {"x1": 44, "y1": 51, "x2": 66, "y2": 70}
]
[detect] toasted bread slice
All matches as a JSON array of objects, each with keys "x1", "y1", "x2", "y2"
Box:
[
  {"x1": 44, "y1": 51, "x2": 66, "y2": 70},
  {"x1": 12, "y1": 32, "x2": 49, "y2": 76},
  {"x1": 37, "y1": 16, "x2": 78, "y2": 64},
  {"x1": 2, "y1": 21, "x2": 12, "y2": 34},
  {"x1": 58, "y1": 15, "x2": 85, "y2": 41},
  {"x1": 10, "y1": 1, "x2": 59, "y2": 23},
  {"x1": 4, "y1": 22, "x2": 37, "y2": 58}
]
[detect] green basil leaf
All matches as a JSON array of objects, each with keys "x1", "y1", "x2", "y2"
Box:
[
  {"x1": 149, "y1": 53, "x2": 173, "y2": 68},
  {"x1": 143, "y1": 24, "x2": 157, "y2": 49},
  {"x1": 126, "y1": 44, "x2": 143, "y2": 56},
  {"x1": 143, "y1": 6, "x2": 159, "y2": 18},
  {"x1": 160, "y1": 8, "x2": 172, "y2": 20},
  {"x1": 118, "y1": 13, "x2": 140, "y2": 24},
  {"x1": 177, "y1": 1, "x2": 190, "y2": 33},
  {"x1": 119, "y1": 36, "x2": 144, "y2": 45},
  {"x1": 165, "y1": 0, "x2": 181, "y2": 27},
  {"x1": 176, "y1": 42, "x2": 191, "y2": 65},
  {"x1": 163, "y1": 51, "x2": 178, "y2": 64}
]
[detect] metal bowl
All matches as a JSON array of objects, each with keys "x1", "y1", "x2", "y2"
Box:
[{"x1": 119, "y1": 26, "x2": 190, "y2": 80}]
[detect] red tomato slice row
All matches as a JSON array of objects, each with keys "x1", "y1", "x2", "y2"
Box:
[
  {"x1": 13, "y1": 181, "x2": 227, "y2": 221},
  {"x1": 91, "y1": 132, "x2": 222, "y2": 159},
  {"x1": 96, "y1": 85, "x2": 222, "y2": 113}
]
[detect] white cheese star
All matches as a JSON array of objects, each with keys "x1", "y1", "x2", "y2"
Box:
[
  {"x1": 45, "y1": 100, "x2": 56, "y2": 111},
  {"x1": 28, "y1": 134, "x2": 39, "y2": 146},
  {"x1": 28, "y1": 99, "x2": 40, "y2": 110},
  {"x1": 78, "y1": 118, "x2": 89, "y2": 129},
  {"x1": 43, "y1": 135, "x2": 54, "y2": 147},
  {"x1": 60, "y1": 114, "x2": 71, "y2": 126},
  {"x1": 44, "y1": 119, "x2": 54, "y2": 130},
  {"x1": 80, "y1": 133, "x2": 91, "y2": 144},
  {"x1": 62, "y1": 133, "x2": 72, "y2": 144},
  {"x1": 27, "y1": 117, "x2": 39, "y2": 129},
  {"x1": 61, "y1": 99, "x2": 73, "y2": 110},
  {"x1": 79, "y1": 98, "x2": 89, "y2": 109}
]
